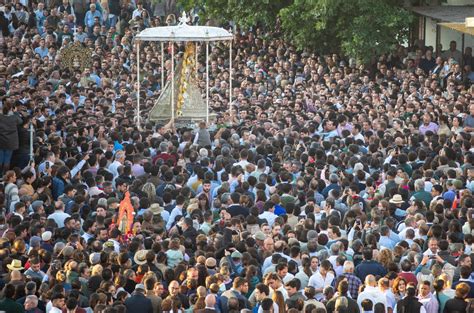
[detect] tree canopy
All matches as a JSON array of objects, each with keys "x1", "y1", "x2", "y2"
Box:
[{"x1": 179, "y1": 0, "x2": 413, "y2": 64}]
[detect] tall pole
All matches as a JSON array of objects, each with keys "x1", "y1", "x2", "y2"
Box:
[
  {"x1": 171, "y1": 42, "x2": 175, "y2": 121},
  {"x1": 229, "y1": 40, "x2": 232, "y2": 114},
  {"x1": 206, "y1": 42, "x2": 209, "y2": 124},
  {"x1": 136, "y1": 41, "x2": 141, "y2": 129},
  {"x1": 195, "y1": 42, "x2": 198, "y2": 73},
  {"x1": 161, "y1": 42, "x2": 164, "y2": 91},
  {"x1": 29, "y1": 122, "x2": 34, "y2": 161}
]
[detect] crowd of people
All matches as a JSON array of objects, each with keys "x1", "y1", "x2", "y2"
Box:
[{"x1": 1, "y1": 0, "x2": 474, "y2": 313}]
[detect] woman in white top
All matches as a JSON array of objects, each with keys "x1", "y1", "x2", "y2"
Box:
[
  {"x1": 295, "y1": 256, "x2": 319, "y2": 291},
  {"x1": 451, "y1": 116, "x2": 464, "y2": 136},
  {"x1": 308, "y1": 259, "x2": 335, "y2": 301}
]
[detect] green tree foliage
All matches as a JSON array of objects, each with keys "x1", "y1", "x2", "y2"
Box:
[
  {"x1": 338, "y1": 0, "x2": 412, "y2": 64},
  {"x1": 178, "y1": 0, "x2": 412, "y2": 64},
  {"x1": 179, "y1": 0, "x2": 292, "y2": 28},
  {"x1": 280, "y1": 0, "x2": 412, "y2": 63}
]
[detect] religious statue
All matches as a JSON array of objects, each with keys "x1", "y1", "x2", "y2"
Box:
[
  {"x1": 148, "y1": 41, "x2": 208, "y2": 123},
  {"x1": 148, "y1": 12, "x2": 210, "y2": 123},
  {"x1": 60, "y1": 41, "x2": 92, "y2": 72},
  {"x1": 117, "y1": 191, "x2": 134, "y2": 235}
]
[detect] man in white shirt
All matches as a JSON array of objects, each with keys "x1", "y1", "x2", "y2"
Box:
[
  {"x1": 422, "y1": 237, "x2": 439, "y2": 257},
  {"x1": 49, "y1": 293, "x2": 66, "y2": 313},
  {"x1": 308, "y1": 261, "x2": 335, "y2": 301},
  {"x1": 167, "y1": 195, "x2": 186, "y2": 230},
  {"x1": 233, "y1": 149, "x2": 250, "y2": 169},
  {"x1": 276, "y1": 263, "x2": 295, "y2": 284},
  {"x1": 266, "y1": 273, "x2": 289, "y2": 301},
  {"x1": 259, "y1": 201, "x2": 278, "y2": 227},
  {"x1": 379, "y1": 277, "x2": 396, "y2": 311},
  {"x1": 108, "y1": 150, "x2": 125, "y2": 179},
  {"x1": 47, "y1": 201, "x2": 71, "y2": 228},
  {"x1": 262, "y1": 240, "x2": 292, "y2": 273},
  {"x1": 132, "y1": 2, "x2": 147, "y2": 19},
  {"x1": 357, "y1": 275, "x2": 388, "y2": 312},
  {"x1": 418, "y1": 281, "x2": 439, "y2": 313}
]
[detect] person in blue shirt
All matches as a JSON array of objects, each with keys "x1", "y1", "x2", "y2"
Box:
[
  {"x1": 34, "y1": 39, "x2": 48, "y2": 58},
  {"x1": 84, "y1": 4, "x2": 102, "y2": 30},
  {"x1": 322, "y1": 173, "x2": 341, "y2": 198},
  {"x1": 378, "y1": 225, "x2": 397, "y2": 250}
]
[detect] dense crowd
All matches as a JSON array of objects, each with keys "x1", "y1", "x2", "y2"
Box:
[{"x1": 1, "y1": 1, "x2": 474, "y2": 313}]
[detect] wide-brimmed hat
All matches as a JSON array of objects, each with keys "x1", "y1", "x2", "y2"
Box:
[
  {"x1": 134, "y1": 250, "x2": 148, "y2": 265},
  {"x1": 149, "y1": 203, "x2": 163, "y2": 215},
  {"x1": 7, "y1": 259, "x2": 24, "y2": 271},
  {"x1": 389, "y1": 194, "x2": 404, "y2": 204},
  {"x1": 205, "y1": 257, "x2": 217, "y2": 269}
]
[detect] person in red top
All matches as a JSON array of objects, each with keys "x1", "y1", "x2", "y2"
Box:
[
  {"x1": 398, "y1": 259, "x2": 418, "y2": 287},
  {"x1": 152, "y1": 142, "x2": 176, "y2": 166}
]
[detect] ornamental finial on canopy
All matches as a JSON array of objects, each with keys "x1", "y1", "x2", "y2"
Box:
[{"x1": 178, "y1": 11, "x2": 190, "y2": 25}]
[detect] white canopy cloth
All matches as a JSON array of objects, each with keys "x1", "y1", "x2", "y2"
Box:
[
  {"x1": 135, "y1": 13, "x2": 233, "y2": 126},
  {"x1": 136, "y1": 24, "x2": 233, "y2": 42}
]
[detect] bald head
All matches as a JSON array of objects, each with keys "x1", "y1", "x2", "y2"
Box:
[
  {"x1": 10, "y1": 270, "x2": 22, "y2": 281},
  {"x1": 365, "y1": 275, "x2": 376, "y2": 287},
  {"x1": 205, "y1": 294, "x2": 216, "y2": 307}
]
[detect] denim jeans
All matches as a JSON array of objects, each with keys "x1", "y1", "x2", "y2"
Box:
[
  {"x1": 0, "y1": 149, "x2": 13, "y2": 166},
  {"x1": 108, "y1": 15, "x2": 118, "y2": 28}
]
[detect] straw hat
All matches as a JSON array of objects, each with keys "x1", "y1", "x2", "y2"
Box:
[
  {"x1": 389, "y1": 194, "x2": 404, "y2": 204},
  {"x1": 148, "y1": 203, "x2": 164, "y2": 215},
  {"x1": 7, "y1": 259, "x2": 24, "y2": 271},
  {"x1": 134, "y1": 250, "x2": 148, "y2": 265}
]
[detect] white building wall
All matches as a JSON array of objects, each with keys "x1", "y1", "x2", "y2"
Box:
[
  {"x1": 446, "y1": 0, "x2": 474, "y2": 5},
  {"x1": 440, "y1": 24, "x2": 464, "y2": 50},
  {"x1": 425, "y1": 17, "x2": 438, "y2": 48},
  {"x1": 424, "y1": 17, "x2": 474, "y2": 52}
]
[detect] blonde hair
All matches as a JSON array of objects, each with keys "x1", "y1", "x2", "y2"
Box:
[
  {"x1": 91, "y1": 264, "x2": 103, "y2": 276},
  {"x1": 377, "y1": 249, "x2": 394, "y2": 268},
  {"x1": 272, "y1": 290, "x2": 286, "y2": 313},
  {"x1": 141, "y1": 182, "x2": 156, "y2": 202}
]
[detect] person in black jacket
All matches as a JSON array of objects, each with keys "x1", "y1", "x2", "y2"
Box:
[
  {"x1": 181, "y1": 217, "x2": 198, "y2": 249},
  {"x1": 396, "y1": 284, "x2": 423, "y2": 313},
  {"x1": 13, "y1": 116, "x2": 32, "y2": 169},
  {"x1": 0, "y1": 102, "x2": 22, "y2": 176},
  {"x1": 124, "y1": 284, "x2": 153, "y2": 313},
  {"x1": 444, "y1": 282, "x2": 470, "y2": 313},
  {"x1": 354, "y1": 248, "x2": 387, "y2": 282},
  {"x1": 227, "y1": 192, "x2": 249, "y2": 217}
]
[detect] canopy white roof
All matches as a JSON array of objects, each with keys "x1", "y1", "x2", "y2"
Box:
[{"x1": 136, "y1": 24, "x2": 233, "y2": 42}]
